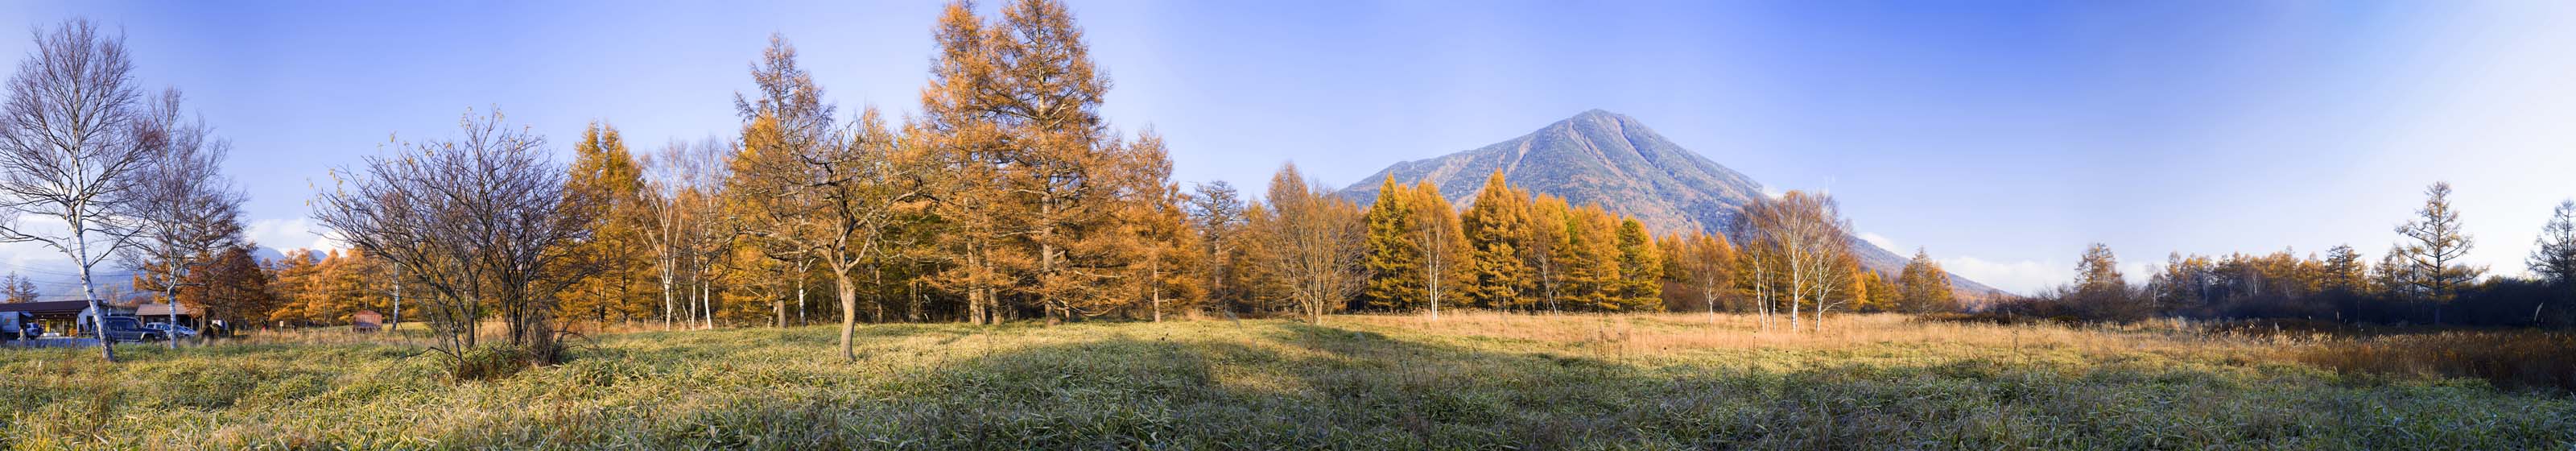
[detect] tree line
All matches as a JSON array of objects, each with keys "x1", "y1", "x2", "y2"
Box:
[
  {"x1": 2000, "y1": 182, "x2": 2576, "y2": 328},
  {"x1": 2, "y1": 2, "x2": 1975, "y2": 366}
]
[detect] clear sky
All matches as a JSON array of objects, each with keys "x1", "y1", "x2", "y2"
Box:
[{"x1": 2, "y1": 1, "x2": 2574, "y2": 294}]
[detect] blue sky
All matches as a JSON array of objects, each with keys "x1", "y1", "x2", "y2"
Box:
[{"x1": 2, "y1": 1, "x2": 2574, "y2": 294}]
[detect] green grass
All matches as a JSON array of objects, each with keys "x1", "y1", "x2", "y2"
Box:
[{"x1": 3, "y1": 313, "x2": 2572, "y2": 449}]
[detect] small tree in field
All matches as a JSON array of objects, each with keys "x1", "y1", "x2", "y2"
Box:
[{"x1": 313, "y1": 110, "x2": 601, "y2": 364}]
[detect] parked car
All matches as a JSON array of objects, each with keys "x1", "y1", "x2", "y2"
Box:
[
  {"x1": 142, "y1": 322, "x2": 198, "y2": 339},
  {"x1": 0, "y1": 312, "x2": 25, "y2": 340},
  {"x1": 97, "y1": 317, "x2": 167, "y2": 343}
]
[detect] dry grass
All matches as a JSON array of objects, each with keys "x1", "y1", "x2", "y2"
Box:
[
  {"x1": 2, "y1": 312, "x2": 2570, "y2": 449},
  {"x1": 2297, "y1": 331, "x2": 2576, "y2": 391}
]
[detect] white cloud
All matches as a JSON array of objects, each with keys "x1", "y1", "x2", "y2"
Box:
[
  {"x1": 1938, "y1": 256, "x2": 2068, "y2": 296},
  {"x1": 1857, "y1": 232, "x2": 1896, "y2": 251},
  {"x1": 245, "y1": 217, "x2": 344, "y2": 251}
]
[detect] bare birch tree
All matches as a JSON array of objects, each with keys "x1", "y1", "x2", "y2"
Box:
[
  {"x1": 118, "y1": 90, "x2": 246, "y2": 349},
  {"x1": 0, "y1": 20, "x2": 161, "y2": 362}
]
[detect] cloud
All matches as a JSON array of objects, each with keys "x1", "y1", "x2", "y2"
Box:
[
  {"x1": 1856, "y1": 232, "x2": 1896, "y2": 251},
  {"x1": 245, "y1": 217, "x2": 344, "y2": 251},
  {"x1": 1938, "y1": 256, "x2": 2069, "y2": 296}
]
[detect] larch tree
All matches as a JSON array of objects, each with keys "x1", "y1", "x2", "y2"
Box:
[
  {"x1": 1895, "y1": 248, "x2": 1956, "y2": 313},
  {"x1": 1133, "y1": 132, "x2": 1203, "y2": 321},
  {"x1": 1408, "y1": 180, "x2": 1468, "y2": 320},
  {"x1": 1360, "y1": 176, "x2": 1426, "y2": 311},
  {"x1": 1460, "y1": 172, "x2": 1534, "y2": 310},
  {"x1": 1554, "y1": 205, "x2": 1620, "y2": 311},
  {"x1": 2319, "y1": 244, "x2": 2369, "y2": 295},
  {"x1": 1664, "y1": 231, "x2": 1736, "y2": 323},
  {"x1": 1613, "y1": 217, "x2": 1662, "y2": 311},
  {"x1": 2392, "y1": 181, "x2": 2483, "y2": 324},
  {"x1": 559, "y1": 122, "x2": 652, "y2": 329},
  {"x1": 195, "y1": 246, "x2": 275, "y2": 335}
]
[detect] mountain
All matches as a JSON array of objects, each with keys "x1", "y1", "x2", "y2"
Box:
[
  {"x1": 251, "y1": 246, "x2": 326, "y2": 264},
  {"x1": 1336, "y1": 110, "x2": 2005, "y2": 298}
]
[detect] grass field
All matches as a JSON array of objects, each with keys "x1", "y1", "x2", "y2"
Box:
[{"x1": 3, "y1": 312, "x2": 2572, "y2": 449}]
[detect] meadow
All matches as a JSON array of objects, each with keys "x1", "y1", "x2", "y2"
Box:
[{"x1": 2, "y1": 312, "x2": 2572, "y2": 449}]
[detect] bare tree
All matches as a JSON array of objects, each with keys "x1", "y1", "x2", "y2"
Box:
[
  {"x1": 2532, "y1": 200, "x2": 2576, "y2": 287},
  {"x1": 313, "y1": 109, "x2": 601, "y2": 363},
  {"x1": 1729, "y1": 191, "x2": 1852, "y2": 333},
  {"x1": 0, "y1": 20, "x2": 164, "y2": 362},
  {"x1": 729, "y1": 107, "x2": 919, "y2": 361},
  {"x1": 118, "y1": 89, "x2": 246, "y2": 348},
  {"x1": 1186, "y1": 181, "x2": 1246, "y2": 316},
  {"x1": 642, "y1": 137, "x2": 731, "y2": 331}
]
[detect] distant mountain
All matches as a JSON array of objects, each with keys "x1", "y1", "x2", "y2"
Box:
[
  {"x1": 251, "y1": 246, "x2": 325, "y2": 264},
  {"x1": 19, "y1": 267, "x2": 145, "y2": 303},
  {"x1": 1337, "y1": 110, "x2": 2005, "y2": 298}
]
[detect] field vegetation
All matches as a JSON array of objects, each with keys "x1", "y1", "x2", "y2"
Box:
[{"x1": 6, "y1": 312, "x2": 2570, "y2": 449}]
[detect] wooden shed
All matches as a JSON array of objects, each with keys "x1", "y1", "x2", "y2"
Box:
[{"x1": 352, "y1": 310, "x2": 383, "y2": 333}]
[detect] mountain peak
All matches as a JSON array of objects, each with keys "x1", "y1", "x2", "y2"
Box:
[
  {"x1": 1338, "y1": 111, "x2": 2005, "y2": 297},
  {"x1": 1571, "y1": 108, "x2": 1624, "y2": 120}
]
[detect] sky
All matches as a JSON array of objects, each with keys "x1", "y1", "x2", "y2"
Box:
[{"x1": 2, "y1": 1, "x2": 2574, "y2": 295}]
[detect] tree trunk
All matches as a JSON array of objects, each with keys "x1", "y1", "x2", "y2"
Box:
[
  {"x1": 661, "y1": 263, "x2": 675, "y2": 332},
  {"x1": 77, "y1": 230, "x2": 115, "y2": 362},
  {"x1": 836, "y1": 271, "x2": 858, "y2": 362}
]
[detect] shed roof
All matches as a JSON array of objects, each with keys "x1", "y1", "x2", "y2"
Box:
[
  {"x1": 0, "y1": 300, "x2": 92, "y2": 315},
  {"x1": 134, "y1": 303, "x2": 199, "y2": 317}
]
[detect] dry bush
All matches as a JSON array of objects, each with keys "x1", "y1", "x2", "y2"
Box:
[{"x1": 2297, "y1": 331, "x2": 2576, "y2": 392}]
